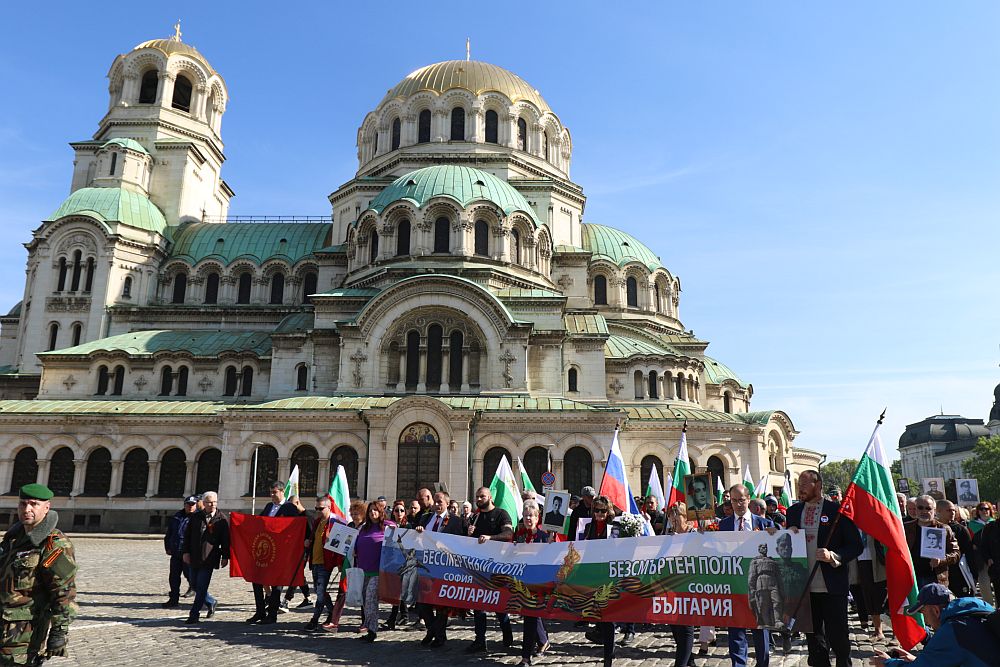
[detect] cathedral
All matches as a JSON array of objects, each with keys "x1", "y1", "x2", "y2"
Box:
[{"x1": 0, "y1": 31, "x2": 819, "y2": 531}]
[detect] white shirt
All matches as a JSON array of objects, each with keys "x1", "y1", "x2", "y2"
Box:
[
  {"x1": 734, "y1": 512, "x2": 752, "y2": 532},
  {"x1": 431, "y1": 511, "x2": 448, "y2": 532}
]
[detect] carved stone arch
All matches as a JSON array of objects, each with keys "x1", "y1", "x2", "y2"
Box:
[
  {"x1": 291, "y1": 260, "x2": 319, "y2": 282},
  {"x1": 278, "y1": 431, "x2": 327, "y2": 459},
  {"x1": 79, "y1": 435, "x2": 115, "y2": 459},
  {"x1": 127, "y1": 51, "x2": 166, "y2": 77},
  {"x1": 628, "y1": 441, "x2": 674, "y2": 468},
  {"x1": 473, "y1": 432, "x2": 519, "y2": 461},
  {"x1": 468, "y1": 203, "x2": 502, "y2": 229},
  {"x1": 208, "y1": 79, "x2": 228, "y2": 109},
  {"x1": 480, "y1": 94, "x2": 512, "y2": 119},
  {"x1": 189, "y1": 436, "x2": 224, "y2": 462},
  {"x1": 512, "y1": 432, "x2": 559, "y2": 458},
  {"x1": 540, "y1": 113, "x2": 562, "y2": 135},
  {"x1": 161, "y1": 260, "x2": 192, "y2": 279},
  {"x1": 8, "y1": 437, "x2": 43, "y2": 459},
  {"x1": 513, "y1": 102, "x2": 542, "y2": 125},
  {"x1": 166, "y1": 57, "x2": 209, "y2": 87},
  {"x1": 404, "y1": 91, "x2": 438, "y2": 116},
  {"x1": 36, "y1": 434, "x2": 79, "y2": 459},
  {"x1": 194, "y1": 259, "x2": 225, "y2": 278},
  {"x1": 622, "y1": 263, "x2": 651, "y2": 283},
  {"x1": 422, "y1": 201, "x2": 461, "y2": 230},
  {"x1": 383, "y1": 202, "x2": 417, "y2": 228},
  {"x1": 54, "y1": 230, "x2": 100, "y2": 258},
  {"x1": 226, "y1": 260, "x2": 258, "y2": 280},
  {"x1": 320, "y1": 432, "x2": 368, "y2": 460},
  {"x1": 118, "y1": 436, "x2": 155, "y2": 461},
  {"x1": 261, "y1": 259, "x2": 292, "y2": 279},
  {"x1": 147, "y1": 435, "x2": 192, "y2": 460},
  {"x1": 237, "y1": 433, "x2": 284, "y2": 460},
  {"x1": 701, "y1": 445, "x2": 739, "y2": 471},
  {"x1": 767, "y1": 411, "x2": 796, "y2": 438},
  {"x1": 356, "y1": 212, "x2": 379, "y2": 238},
  {"x1": 553, "y1": 432, "x2": 605, "y2": 463},
  {"x1": 381, "y1": 306, "x2": 487, "y2": 350}
]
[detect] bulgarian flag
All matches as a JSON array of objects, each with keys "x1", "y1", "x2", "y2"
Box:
[
  {"x1": 742, "y1": 464, "x2": 755, "y2": 497},
  {"x1": 780, "y1": 471, "x2": 793, "y2": 508},
  {"x1": 328, "y1": 464, "x2": 351, "y2": 522},
  {"x1": 715, "y1": 474, "x2": 725, "y2": 505},
  {"x1": 488, "y1": 455, "x2": 523, "y2": 522},
  {"x1": 666, "y1": 423, "x2": 690, "y2": 507},
  {"x1": 283, "y1": 464, "x2": 300, "y2": 499},
  {"x1": 840, "y1": 414, "x2": 926, "y2": 650},
  {"x1": 754, "y1": 474, "x2": 768, "y2": 499},
  {"x1": 646, "y1": 464, "x2": 666, "y2": 511},
  {"x1": 516, "y1": 456, "x2": 536, "y2": 493}
]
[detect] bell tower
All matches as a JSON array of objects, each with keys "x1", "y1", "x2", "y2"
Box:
[{"x1": 68, "y1": 23, "x2": 234, "y2": 225}]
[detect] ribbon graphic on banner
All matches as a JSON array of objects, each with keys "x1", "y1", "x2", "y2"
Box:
[{"x1": 379, "y1": 527, "x2": 811, "y2": 629}]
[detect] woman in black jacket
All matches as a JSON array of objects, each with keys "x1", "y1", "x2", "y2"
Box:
[{"x1": 582, "y1": 495, "x2": 616, "y2": 667}]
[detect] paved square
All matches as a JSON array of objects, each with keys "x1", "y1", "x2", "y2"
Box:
[{"x1": 52, "y1": 537, "x2": 888, "y2": 666}]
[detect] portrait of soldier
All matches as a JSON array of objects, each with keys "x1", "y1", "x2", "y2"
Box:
[
  {"x1": 686, "y1": 474, "x2": 711, "y2": 511},
  {"x1": 748, "y1": 542, "x2": 785, "y2": 629},
  {"x1": 776, "y1": 531, "x2": 808, "y2": 623},
  {"x1": 958, "y1": 479, "x2": 979, "y2": 504}
]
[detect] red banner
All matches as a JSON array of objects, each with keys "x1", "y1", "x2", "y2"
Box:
[{"x1": 229, "y1": 512, "x2": 307, "y2": 586}]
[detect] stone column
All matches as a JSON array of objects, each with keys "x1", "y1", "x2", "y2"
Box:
[
  {"x1": 532, "y1": 123, "x2": 545, "y2": 157},
  {"x1": 664, "y1": 373, "x2": 675, "y2": 399},
  {"x1": 505, "y1": 113, "x2": 518, "y2": 148},
  {"x1": 108, "y1": 459, "x2": 123, "y2": 498},
  {"x1": 192, "y1": 84, "x2": 207, "y2": 121},
  {"x1": 145, "y1": 460, "x2": 160, "y2": 498},
  {"x1": 440, "y1": 348, "x2": 451, "y2": 394},
  {"x1": 417, "y1": 346, "x2": 428, "y2": 393},
  {"x1": 122, "y1": 74, "x2": 138, "y2": 105},
  {"x1": 402, "y1": 114, "x2": 416, "y2": 146},
  {"x1": 657, "y1": 376, "x2": 666, "y2": 401},
  {"x1": 158, "y1": 71, "x2": 175, "y2": 107},
  {"x1": 277, "y1": 457, "x2": 291, "y2": 484},
  {"x1": 461, "y1": 348, "x2": 471, "y2": 393},
  {"x1": 0, "y1": 459, "x2": 11, "y2": 493},
  {"x1": 469, "y1": 107, "x2": 483, "y2": 142},
  {"x1": 184, "y1": 460, "x2": 197, "y2": 496},
  {"x1": 396, "y1": 348, "x2": 407, "y2": 392},
  {"x1": 317, "y1": 459, "x2": 331, "y2": 496},
  {"x1": 433, "y1": 109, "x2": 448, "y2": 142},
  {"x1": 36, "y1": 459, "x2": 51, "y2": 488},
  {"x1": 71, "y1": 459, "x2": 86, "y2": 496}
]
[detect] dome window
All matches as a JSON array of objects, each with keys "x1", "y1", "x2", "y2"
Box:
[
  {"x1": 474, "y1": 220, "x2": 489, "y2": 256},
  {"x1": 433, "y1": 217, "x2": 449, "y2": 253},
  {"x1": 626, "y1": 276, "x2": 639, "y2": 307},
  {"x1": 391, "y1": 118, "x2": 401, "y2": 150},
  {"x1": 171, "y1": 272, "x2": 187, "y2": 304},
  {"x1": 418, "y1": 110, "x2": 431, "y2": 143},
  {"x1": 204, "y1": 273, "x2": 219, "y2": 304},
  {"x1": 109, "y1": 152, "x2": 118, "y2": 176},
  {"x1": 71, "y1": 323, "x2": 82, "y2": 347},
  {"x1": 406, "y1": 179, "x2": 416, "y2": 187},
  {"x1": 122, "y1": 276, "x2": 132, "y2": 299},
  {"x1": 474, "y1": 180, "x2": 485, "y2": 187},
  {"x1": 593, "y1": 275, "x2": 608, "y2": 305},
  {"x1": 138, "y1": 70, "x2": 159, "y2": 104},
  {"x1": 171, "y1": 74, "x2": 193, "y2": 113},
  {"x1": 269, "y1": 273, "x2": 285, "y2": 304},
  {"x1": 450, "y1": 107, "x2": 465, "y2": 141},
  {"x1": 237, "y1": 272, "x2": 252, "y2": 304},
  {"x1": 485, "y1": 110, "x2": 499, "y2": 144},
  {"x1": 302, "y1": 272, "x2": 318, "y2": 304},
  {"x1": 517, "y1": 118, "x2": 528, "y2": 152},
  {"x1": 396, "y1": 220, "x2": 411, "y2": 257}
]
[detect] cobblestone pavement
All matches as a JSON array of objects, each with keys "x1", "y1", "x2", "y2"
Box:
[{"x1": 50, "y1": 538, "x2": 893, "y2": 666}]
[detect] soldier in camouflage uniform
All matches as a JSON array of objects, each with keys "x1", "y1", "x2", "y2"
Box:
[{"x1": 0, "y1": 484, "x2": 77, "y2": 665}]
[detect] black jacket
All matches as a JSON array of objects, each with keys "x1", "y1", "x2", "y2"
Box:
[
  {"x1": 785, "y1": 499, "x2": 863, "y2": 595},
  {"x1": 184, "y1": 510, "x2": 230, "y2": 569},
  {"x1": 261, "y1": 501, "x2": 300, "y2": 518},
  {"x1": 420, "y1": 511, "x2": 466, "y2": 536},
  {"x1": 164, "y1": 510, "x2": 188, "y2": 555}
]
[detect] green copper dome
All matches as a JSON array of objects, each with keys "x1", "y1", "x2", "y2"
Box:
[
  {"x1": 49, "y1": 187, "x2": 167, "y2": 234},
  {"x1": 581, "y1": 223, "x2": 663, "y2": 271},
  {"x1": 367, "y1": 165, "x2": 538, "y2": 222},
  {"x1": 102, "y1": 137, "x2": 149, "y2": 155}
]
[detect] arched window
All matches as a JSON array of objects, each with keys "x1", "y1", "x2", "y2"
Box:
[
  {"x1": 302, "y1": 272, "x2": 318, "y2": 304},
  {"x1": 675, "y1": 374, "x2": 685, "y2": 400},
  {"x1": 109, "y1": 152, "x2": 118, "y2": 176},
  {"x1": 405, "y1": 330, "x2": 419, "y2": 389},
  {"x1": 223, "y1": 366, "x2": 238, "y2": 396},
  {"x1": 70, "y1": 250, "x2": 82, "y2": 291},
  {"x1": 390, "y1": 117, "x2": 401, "y2": 150},
  {"x1": 568, "y1": 367, "x2": 579, "y2": 392},
  {"x1": 83, "y1": 447, "x2": 112, "y2": 496},
  {"x1": 648, "y1": 370, "x2": 659, "y2": 399},
  {"x1": 120, "y1": 448, "x2": 149, "y2": 497},
  {"x1": 122, "y1": 276, "x2": 132, "y2": 298},
  {"x1": 524, "y1": 446, "x2": 549, "y2": 492},
  {"x1": 564, "y1": 446, "x2": 593, "y2": 495},
  {"x1": 450, "y1": 107, "x2": 465, "y2": 140},
  {"x1": 176, "y1": 366, "x2": 189, "y2": 396},
  {"x1": 296, "y1": 364, "x2": 308, "y2": 391},
  {"x1": 707, "y1": 456, "x2": 726, "y2": 490},
  {"x1": 111, "y1": 366, "x2": 125, "y2": 395},
  {"x1": 426, "y1": 324, "x2": 443, "y2": 391},
  {"x1": 57, "y1": 257, "x2": 67, "y2": 292},
  {"x1": 195, "y1": 448, "x2": 222, "y2": 494},
  {"x1": 396, "y1": 219, "x2": 411, "y2": 256},
  {"x1": 723, "y1": 391, "x2": 732, "y2": 414},
  {"x1": 171, "y1": 272, "x2": 187, "y2": 304},
  {"x1": 634, "y1": 370, "x2": 644, "y2": 400},
  {"x1": 171, "y1": 74, "x2": 193, "y2": 112},
  {"x1": 332, "y1": 446, "x2": 359, "y2": 494},
  {"x1": 474, "y1": 220, "x2": 489, "y2": 256},
  {"x1": 626, "y1": 277, "x2": 638, "y2": 307},
  {"x1": 71, "y1": 323, "x2": 82, "y2": 347},
  {"x1": 157, "y1": 448, "x2": 186, "y2": 497},
  {"x1": 485, "y1": 110, "x2": 499, "y2": 143},
  {"x1": 204, "y1": 272, "x2": 219, "y2": 304},
  {"x1": 237, "y1": 272, "x2": 252, "y2": 304},
  {"x1": 594, "y1": 275, "x2": 608, "y2": 305},
  {"x1": 511, "y1": 229, "x2": 521, "y2": 263},
  {"x1": 139, "y1": 70, "x2": 159, "y2": 104},
  {"x1": 544, "y1": 131, "x2": 550, "y2": 161},
  {"x1": 248, "y1": 445, "x2": 278, "y2": 496},
  {"x1": 84, "y1": 257, "x2": 95, "y2": 292},
  {"x1": 269, "y1": 273, "x2": 284, "y2": 304},
  {"x1": 369, "y1": 131, "x2": 378, "y2": 157},
  {"x1": 291, "y1": 445, "x2": 319, "y2": 497},
  {"x1": 517, "y1": 118, "x2": 528, "y2": 151},
  {"x1": 483, "y1": 447, "x2": 510, "y2": 488},
  {"x1": 96, "y1": 365, "x2": 109, "y2": 395},
  {"x1": 448, "y1": 331, "x2": 463, "y2": 389},
  {"x1": 433, "y1": 217, "x2": 449, "y2": 253},
  {"x1": 369, "y1": 231, "x2": 379, "y2": 263},
  {"x1": 654, "y1": 285, "x2": 661, "y2": 312},
  {"x1": 418, "y1": 110, "x2": 431, "y2": 143},
  {"x1": 47, "y1": 323, "x2": 58, "y2": 351},
  {"x1": 48, "y1": 447, "x2": 74, "y2": 496},
  {"x1": 640, "y1": 455, "x2": 664, "y2": 497},
  {"x1": 159, "y1": 366, "x2": 173, "y2": 396},
  {"x1": 240, "y1": 367, "x2": 254, "y2": 396},
  {"x1": 9, "y1": 447, "x2": 38, "y2": 493}
]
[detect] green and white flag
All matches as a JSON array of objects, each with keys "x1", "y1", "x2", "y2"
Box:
[
  {"x1": 488, "y1": 455, "x2": 523, "y2": 522},
  {"x1": 754, "y1": 474, "x2": 768, "y2": 499},
  {"x1": 646, "y1": 465, "x2": 666, "y2": 511},
  {"x1": 284, "y1": 464, "x2": 300, "y2": 499},
  {"x1": 780, "y1": 471, "x2": 792, "y2": 507},
  {"x1": 516, "y1": 456, "x2": 536, "y2": 493},
  {"x1": 742, "y1": 464, "x2": 755, "y2": 497},
  {"x1": 715, "y1": 474, "x2": 725, "y2": 505}
]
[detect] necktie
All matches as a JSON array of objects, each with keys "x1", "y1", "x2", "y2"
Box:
[
  {"x1": 433, "y1": 515, "x2": 441, "y2": 532},
  {"x1": 738, "y1": 517, "x2": 745, "y2": 531}
]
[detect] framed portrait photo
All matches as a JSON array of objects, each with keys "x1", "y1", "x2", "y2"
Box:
[
  {"x1": 542, "y1": 490, "x2": 570, "y2": 533},
  {"x1": 955, "y1": 478, "x2": 980, "y2": 506},
  {"x1": 684, "y1": 472, "x2": 716, "y2": 521},
  {"x1": 921, "y1": 477, "x2": 946, "y2": 498}
]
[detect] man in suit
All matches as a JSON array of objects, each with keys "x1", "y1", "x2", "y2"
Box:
[
  {"x1": 719, "y1": 484, "x2": 774, "y2": 667},
  {"x1": 785, "y1": 470, "x2": 863, "y2": 667},
  {"x1": 415, "y1": 490, "x2": 465, "y2": 647},
  {"x1": 246, "y1": 481, "x2": 301, "y2": 624}
]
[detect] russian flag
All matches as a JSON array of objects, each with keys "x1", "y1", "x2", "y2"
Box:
[{"x1": 599, "y1": 426, "x2": 651, "y2": 534}]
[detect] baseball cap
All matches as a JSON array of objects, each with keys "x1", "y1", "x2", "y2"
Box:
[
  {"x1": 765, "y1": 496, "x2": 778, "y2": 506},
  {"x1": 377, "y1": 495, "x2": 387, "y2": 502},
  {"x1": 184, "y1": 496, "x2": 198, "y2": 505},
  {"x1": 827, "y1": 487, "x2": 842, "y2": 496},
  {"x1": 581, "y1": 486, "x2": 596, "y2": 498},
  {"x1": 906, "y1": 583, "x2": 952, "y2": 614}
]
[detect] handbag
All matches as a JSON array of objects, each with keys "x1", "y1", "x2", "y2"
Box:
[{"x1": 345, "y1": 567, "x2": 365, "y2": 607}]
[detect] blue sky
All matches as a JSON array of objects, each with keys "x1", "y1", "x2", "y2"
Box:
[{"x1": 1, "y1": 3, "x2": 998, "y2": 463}]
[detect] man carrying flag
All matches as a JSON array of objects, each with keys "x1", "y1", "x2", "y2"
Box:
[
  {"x1": 244, "y1": 480, "x2": 301, "y2": 625},
  {"x1": 487, "y1": 455, "x2": 523, "y2": 522},
  {"x1": 666, "y1": 423, "x2": 690, "y2": 508},
  {"x1": 840, "y1": 413, "x2": 927, "y2": 652}
]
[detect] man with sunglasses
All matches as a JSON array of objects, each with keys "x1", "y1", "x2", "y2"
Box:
[{"x1": 905, "y1": 495, "x2": 959, "y2": 589}]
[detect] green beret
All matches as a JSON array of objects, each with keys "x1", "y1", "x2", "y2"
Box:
[{"x1": 19, "y1": 483, "x2": 54, "y2": 501}]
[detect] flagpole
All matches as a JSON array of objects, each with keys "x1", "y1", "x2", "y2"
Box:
[
  {"x1": 250, "y1": 441, "x2": 262, "y2": 515},
  {"x1": 787, "y1": 409, "x2": 886, "y2": 630}
]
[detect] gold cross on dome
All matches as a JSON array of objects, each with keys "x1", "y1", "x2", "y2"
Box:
[{"x1": 173, "y1": 20, "x2": 182, "y2": 42}]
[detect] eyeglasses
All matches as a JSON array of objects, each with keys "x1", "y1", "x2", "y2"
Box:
[
  {"x1": 915, "y1": 505, "x2": 933, "y2": 511},
  {"x1": 393, "y1": 507, "x2": 405, "y2": 513},
  {"x1": 592, "y1": 507, "x2": 608, "y2": 513}
]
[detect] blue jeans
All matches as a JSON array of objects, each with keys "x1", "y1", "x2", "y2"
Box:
[
  {"x1": 188, "y1": 566, "x2": 217, "y2": 619},
  {"x1": 311, "y1": 565, "x2": 333, "y2": 622},
  {"x1": 168, "y1": 553, "x2": 191, "y2": 601},
  {"x1": 727, "y1": 626, "x2": 770, "y2": 667}
]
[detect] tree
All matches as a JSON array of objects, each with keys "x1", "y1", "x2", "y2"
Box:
[
  {"x1": 890, "y1": 460, "x2": 919, "y2": 497},
  {"x1": 819, "y1": 458, "x2": 859, "y2": 495},
  {"x1": 965, "y1": 435, "x2": 1000, "y2": 503}
]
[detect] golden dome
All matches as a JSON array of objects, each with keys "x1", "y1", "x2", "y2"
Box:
[
  {"x1": 380, "y1": 60, "x2": 551, "y2": 114},
  {"x1": 133, "y1": 38, "x2": 216, "y2": 75}
]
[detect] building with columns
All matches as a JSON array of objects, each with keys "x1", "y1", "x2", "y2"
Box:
[{"x1": 0, "y1": 32, "x2": 820, "y2": 531}]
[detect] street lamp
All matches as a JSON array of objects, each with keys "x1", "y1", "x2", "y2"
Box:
[{"x1": 250, "y1": 441, "x2": 265, "y2": 514}]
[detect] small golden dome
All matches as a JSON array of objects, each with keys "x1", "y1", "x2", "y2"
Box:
[
  {"x1": 133, "y1": 38, "x2": 216, "y2": 75},
  {"x1": 381, "y1": 60, "x2": 551, "y2": 114}
]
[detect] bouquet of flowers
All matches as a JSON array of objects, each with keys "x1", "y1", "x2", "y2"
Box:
[{"x1": 613, "y1": 513, "x2": 645, "y2": 538}]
